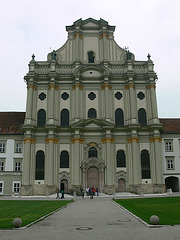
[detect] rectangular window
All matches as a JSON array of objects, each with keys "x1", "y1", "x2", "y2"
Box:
[
  {"x1": 165, "y1": 141, "x2": 173, "y2": 152},
  {"x1": 0, "y1": 161, "x2": 4, "y2": 171},
  {"x1": 15, "y1": 142, "x2": 22, "y2": 153},
  {"x1": 0, "y1": 143, "x2": 5, "y2": 153},
  {"x1": 15, "y1": 161, "x2": 21, "y2": 171},
  {"x1": 0, "y1": 182, "x2": 4, "y2": 194},
  {"x1": 13, "y1": 182, "x2": 21, "y2": 193},
  {"x1": 166, "y1": 157, "x2": 175, "y2": 170}
]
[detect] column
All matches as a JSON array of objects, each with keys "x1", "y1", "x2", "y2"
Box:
[
  {"x1": 22, "y1": 137, "x2": 35, "y2": 185},
  {"x1": 101, "y1": 83, "x2": 111, "y2": 120},
  {"x1": 72, "y1": 82, "x2": 82, "y2": 120},
  {"x1": 150, "y1": 83, "x2": 158, "y2": 120},
  {"x1": 71, "y1": 137, "x2": 84, "y2": 189},
  {"x1": 26, "y1": 84, "x2": 35, "y2": 121},
  {"x1": 125, "y1": 77, "x2": 137, "y2": 124},
  {"x1": 127, "y1": 137, "x2": 141, "y2": 185},
  {"x1": 150, "y1": 139, "x2": 157, "y2": 184},
  {"x1": 45, "y1": 137, "x2": 58, "y2": 186},
  {"x1": 102, "y1": 31, "x2": 108, "y2": 60},
  {"x1": 151, "y1": 137, "x2": 164, "y2": 184},
  {"x1": 102, "y1": 136, "x2": 115, "y2": 193},
  {"x1": 48, "y1": 84, "x2": 55, "y2": 121}
]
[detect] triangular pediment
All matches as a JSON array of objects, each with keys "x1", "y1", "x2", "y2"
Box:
[{"x1": 71, "y1": 118, "x2": 114, "y2": 129}]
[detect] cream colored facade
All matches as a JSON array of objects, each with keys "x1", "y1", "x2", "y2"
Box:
[{"x1": 21, "y1": 18, "x2": 166, "y2": 195}]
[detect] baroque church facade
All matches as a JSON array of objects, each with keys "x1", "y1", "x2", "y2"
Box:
[
  {"x1": 21, "y1": 18, "x2": 165, "y2": 195},
  {"x1": 3, "y1": 18, "x2": 180, "y2": 196}
]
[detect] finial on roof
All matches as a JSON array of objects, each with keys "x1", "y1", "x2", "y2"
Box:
[
  {"x1": 147, "y1": 53, "x2": 151, "y2": 61},
  {"x1": 32, "y1": 54, "x2": 35, "y2": 61}
]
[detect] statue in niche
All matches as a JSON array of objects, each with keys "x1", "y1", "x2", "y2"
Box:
[{"x1": 88, "y1": 51, "x2": 95, "y2": 63}]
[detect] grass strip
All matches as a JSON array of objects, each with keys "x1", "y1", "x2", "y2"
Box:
[
  {"x1": 115, "y1": 197, "x2": 180, "y2": 225},
  {"x1": 0, "y1": 200, "x2": 71, "y2": 229}
]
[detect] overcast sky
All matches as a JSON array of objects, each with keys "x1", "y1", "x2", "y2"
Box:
[{"x1": 0, "y1": 0, "x2": 179, "y2": 118}]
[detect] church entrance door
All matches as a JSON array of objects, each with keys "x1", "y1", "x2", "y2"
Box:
[
  {"x1": 87, "y1": 167, "x2": 99, "y2": 189},
  {"x1": 61, "y1": 179, "x2": 68, "y2": 193},
  {"x1": 118, "y1": 178, "x2": 126, "y2": 192}
]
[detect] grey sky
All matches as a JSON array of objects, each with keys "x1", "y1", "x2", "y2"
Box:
[{"x1": 0, "y1": 0, "x2": 179, "y2": 117}]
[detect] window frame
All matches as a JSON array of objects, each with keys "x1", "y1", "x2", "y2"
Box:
[
  {"x1": 116, "y1": 150, "x2": 126, "y2": 168},
  {"x1": 0, "y1": 142, "x2": 6, "y2": 153},
  {"x1": 14, "y1": 159, "x2": 22, "y2": 171},
  {"x1": 15, "y1": 142, "x2": 23, "y2": 153},
  {"x1": 166, "y1": 157, "x2": 175, "y2": 170},
  {"x1": 60, "y1": 150, "x2": 69, "y2": 168},
  {"x1": 12, "y1": 181, "x2": 21, "y2": 193},
  {"x1": 165, "y1": 140, "x2": 173, "y2": 152},
  {"x1": 0, "y1": 181, "x2": 4, "y2": 195},
  {"x1": 0, "y1": 160, "x2": 5, "y2": 171}
]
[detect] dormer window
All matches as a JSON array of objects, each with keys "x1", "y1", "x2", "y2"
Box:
[{"x1": 88, "y1": 51, "x2": 95, "y2": 63}]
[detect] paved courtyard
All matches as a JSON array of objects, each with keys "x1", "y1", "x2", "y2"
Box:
[{"x1": 1, "y1": 195, "x2": 180, "y2": 240}]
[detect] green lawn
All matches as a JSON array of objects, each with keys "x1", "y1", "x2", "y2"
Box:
[
  {"x1": 0, "y1": 200, "x2": 71, "y2": 229},
  {"x1": 115, "y1": 197, "x2": 180, "y2": 225}
]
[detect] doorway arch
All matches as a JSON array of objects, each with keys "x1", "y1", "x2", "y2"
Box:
[
  {"x1": 118, "y1": 178, "x2": 126, "y2": 192},
  {"x1": 87, "y1": 166, "x2": 99, "y2": 189},
  {"x1": 60, "y1": 179, "x2": 68, "y2": 193},
  {"x1": 165, "y1": 176, "x2": 179, "y2": 192}
]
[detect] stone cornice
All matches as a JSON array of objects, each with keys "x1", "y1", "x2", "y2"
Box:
[
  {"x1": 127, "y1": 137, "x2": 139, "y2": 143},
  {"x1": 23, "y1": 138, "x2": 36, "y2": 144},
  {"x1": 101, "y1": 137, "x2": 114, "y2": 143},
  {"x1": 46, "y1": 138, "x2": 58, "y2": 144},
  {"x1": 71, "y1": 138, "x2": 84, "y2": 144}
]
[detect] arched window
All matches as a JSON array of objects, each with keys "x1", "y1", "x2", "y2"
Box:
[
  {"x1": 60, "y1": 151, "x2": 69, "y2": 168},
  {"x1": 88, "y1": 108, "x2": 97, "y2": 119},
  {"x1": 138, "y1": 108, "x2": 147, "y2": 126},
  {"x1": 35, "y1": 150, "x2": 45, "y2": 180},
  {"x1": 37, "y1": 109, "x2": 46, "y2": 127},
  {"x1": 115, "y1": 108, "x2": 124, "y2": 126},
  {"x1": 88, "y1": 147, "x2": 97, "y2": 158},
  {"x1": 60, "y1": 109, "x2": 69, "y2": 127},
  {"x1": 141, "y1": 149, "x2": 151, "y2": 179},
  {"x1": 117, "y1": 150, "x2": 126, "y2": 167}
]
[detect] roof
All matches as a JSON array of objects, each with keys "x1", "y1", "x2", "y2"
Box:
[
  {"x1": 0, "y1": 112, "x2": 25, "y2": 134},
  {"x1": 159, "y1": 118, "x2": 180, "y2": 133}
]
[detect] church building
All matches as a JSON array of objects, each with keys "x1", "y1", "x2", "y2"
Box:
[{"x1": 3, "y1": 18, "x2": 177, "y2": 196}]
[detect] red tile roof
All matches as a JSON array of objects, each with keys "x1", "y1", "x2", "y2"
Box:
[
  {"x1": 159, "y1": 118, "x2": 180, "y2": 133},
  {"x1": 0, "y1": 112, "x2": 25, "y2": 134}
]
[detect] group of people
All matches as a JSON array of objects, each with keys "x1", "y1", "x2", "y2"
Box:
[
  {"x1": 80, "y1": 187, "x2": 99, "y2": 199},
  {"x1": 56, "y1": 188, "x2": 64, "y2": 199}
]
